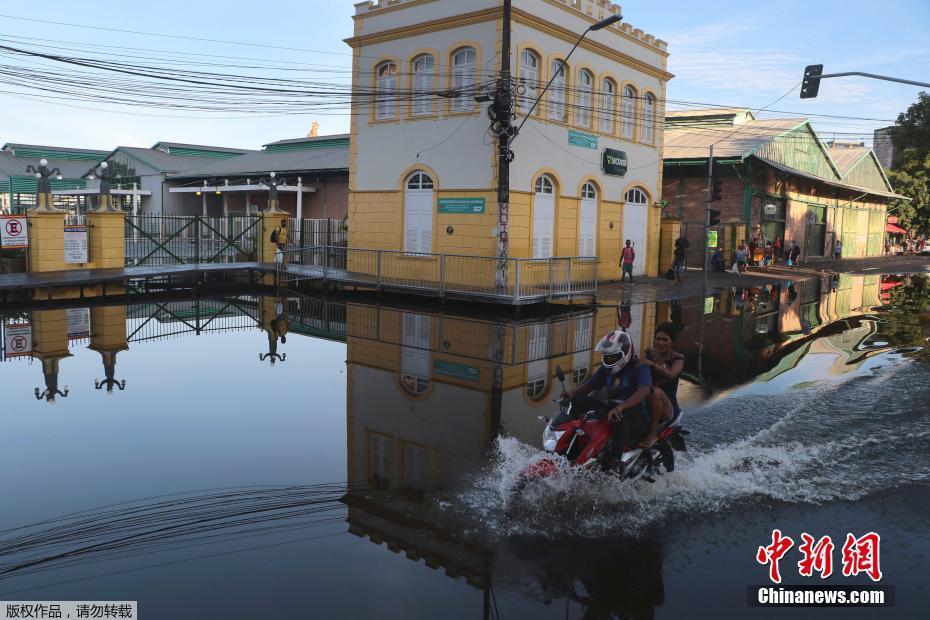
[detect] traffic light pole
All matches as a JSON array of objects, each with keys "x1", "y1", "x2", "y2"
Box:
[{"x1": 703, "y1": 144, "x2": 713, "y2": 293}]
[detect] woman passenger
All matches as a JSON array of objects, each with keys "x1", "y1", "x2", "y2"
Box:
[{"x1": 640, "y1": 322, "x2": 685, "y2": 419}]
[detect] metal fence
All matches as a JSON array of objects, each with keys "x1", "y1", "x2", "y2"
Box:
[
  {"x1": 126, "y1": 298, "x2": 259, "y2": 342},
  {"x1": 286, "y1": 218, "x2": 347, "y2": 254},
  {"x1": 277, "y1": 246, "x2": 598, "y2": 304},
  {"x1": 125, "y1": 215, "x2": 260, "y2": 266}
]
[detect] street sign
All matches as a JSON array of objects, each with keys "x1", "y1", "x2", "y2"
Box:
[
  {"x1": 438, "y1": 198, "x2": 485, "y2": 214},
  {"x1": 601, "y1": 148, "x2": 628, "y2": 177},
  {"x1": 64, "y1": 225, "x2": 88, "y2": 263},
  {"x1": 568, "y1": 130, "x2": 598, "y2": 149},
  {"x1": 67, "y1": 308, "x2": 91, "y2": 338},
  {"x1": 433, "y1": 359, "x2": 480, "y2": 382},
  {"x1": 0, "y1": 215, "x2": 28, "y2": 249},
  {"x1": 3, "y1": 323, "x2": 32, "y2": 358},
  {"x1": 707, "y1": 230, "x2": 719, "y2": 248}
]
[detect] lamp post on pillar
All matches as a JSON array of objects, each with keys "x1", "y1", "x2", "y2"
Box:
[
  {"x1": 25, "y1": 158, "x2": 63, "y2": 213},
  {"x1": 91, "y1": 161, "x2": 122, "y2": 212},
  {"x1": 261, "y1": 171, "x2": 286, "y2": 214}
]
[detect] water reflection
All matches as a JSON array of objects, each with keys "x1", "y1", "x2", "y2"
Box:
[{"x1": 1, "y1": 273, "x2": 928, "y2": 616}]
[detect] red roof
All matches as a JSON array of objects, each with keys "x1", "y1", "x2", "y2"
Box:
[{"x1": 886, "y1": 223, "x2": 907, "y2": 234}]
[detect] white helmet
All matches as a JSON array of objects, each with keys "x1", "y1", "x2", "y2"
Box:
[{"x1": 595, "y1": 329, "x2": 634, "y2": 374}]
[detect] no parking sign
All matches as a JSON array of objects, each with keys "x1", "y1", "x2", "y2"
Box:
[
  {"x1": 1, "y1": 215, "x2": 28, "y2": 248},
  {"x1": 3, "y1": 323, "x2": 32, "y2": 358}
]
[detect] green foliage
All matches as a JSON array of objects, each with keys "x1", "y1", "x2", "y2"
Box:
[{"x1": 889, "y1": 93, "x2": 930, "y2": 232}]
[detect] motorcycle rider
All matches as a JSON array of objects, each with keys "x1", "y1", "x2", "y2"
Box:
[{"x1": 567, "y1": 329, "x2": 655, "y2": 470}]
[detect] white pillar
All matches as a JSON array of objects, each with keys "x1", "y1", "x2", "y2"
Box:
[
  {"x1": 222, "y1": 180, "x2": 229, "y2": 217},
  {"x1": 296, "y1": 176, "x2": 303, "y2": 246},
  {"x1": 201, "y1": 181, "x2": 207, "y2": 217}
]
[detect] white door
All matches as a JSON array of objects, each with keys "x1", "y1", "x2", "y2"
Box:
[
  {"x1": 533, "y1": 175, "x2": 555, "y2": 258},
  {"x1": 404, "y1": 172, "x2": 434, "y2": 254},
  {"x1": 401, "y1": 313, "x2": 430, "y2": 394},
  {"x1": 623, "y1": 188, "x2": 649, "y2": 276},
  {"x1": 572, "y1": 314, "x2": 593, "y2": 385},
  {"x1": 526, "y1": 322, "x2": 549, "y2": 399},
  {"x1": 579, "y1": 182, "x2": 597, "y2": 257}
]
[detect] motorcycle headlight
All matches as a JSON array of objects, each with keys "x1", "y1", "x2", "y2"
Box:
[{"x1": 542, "y1": 428, "x2": 563, "y2": 452}]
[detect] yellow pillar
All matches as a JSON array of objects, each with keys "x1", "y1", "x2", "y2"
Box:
[
  {"x1": 258, "y1": 296, "x2": 288, "y2": 364},
  {"x1": 87, "y1": 211, "x2": 126, "y2": 269},
  {"x1": 31, "y1": 309, "x2": 72, "y2": 403},
  {"x1": 27, "y1": 211, "x2": 66, "y2": 273},
  {"x1": 88, "y1": 306, "x2": 129, "y2": 393}
]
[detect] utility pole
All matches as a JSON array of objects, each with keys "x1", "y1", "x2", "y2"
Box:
[
  {"x1": 704, "y1": 145, "x2": 713, "y2": 291},
  {"x1": 494, "y1": 0, "x2": 513, "y2": 289}
]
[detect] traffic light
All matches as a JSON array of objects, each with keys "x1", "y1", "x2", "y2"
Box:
[
  {"x1": 708, "y1": 208, "x2": 721, "y2": 227},
  {"x1": 711, "y1": 173, "x2": 723, "y2": 202},
  {"x1": 800, "y1": 64, "x2": 823, "y2": 99}
]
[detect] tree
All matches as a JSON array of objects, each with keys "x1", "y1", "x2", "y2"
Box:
[{"x1": 888, "y1": 93, "x2": 930, "y2": 232}]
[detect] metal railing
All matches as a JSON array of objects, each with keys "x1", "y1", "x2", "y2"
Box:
[
  {"x1": 125, "y1": 215, "x2": 259, "y2": 266},
  {"x1": 276, "y1": 246, "x2": 598, "y2": 304},
  {"x1": 286, "y1": 218, "x2": 347, "y2": 256}
]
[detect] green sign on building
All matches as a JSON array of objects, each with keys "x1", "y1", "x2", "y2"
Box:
[
  {"x1": 438, "y1": 198, "x2": 485, "y2": 214},
  {"x1": 707, "y1": 230, "x2": 719, "y2": 248},
  {"x1": 568, "y1": 130, "x2": 598, "y2": 149},
  {"x1": 433, "y1": 360, "x2": 480, "y2": 382}
]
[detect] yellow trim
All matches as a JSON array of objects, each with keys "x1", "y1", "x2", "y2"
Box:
[
  {"x1": 530, "y1": 168, "x2": 562, "y2": 259},
  {"x1": 346, "y1": 7, "x2": 501, "y2": 48},
  {"x1": 514, "y1": 44, "x2": 544, "y2": 119},
  {"x1": 596, "y1": 72, "x2": 620, "y2": 137},
  {"x1": 405, "y1": 49, "x2": 441, "y2": 120},
  {"x1": 544, "y1": 53, "x2": 570, "y2": 126},
  {"x1": 444, "y1": 41, "x2": 483, "y2": 117},
  {"x1": 512, "y1": 8, "x2": 673, "y2": 81},
  {"x1": 370, "y1": 57, "x2": 402, "y2": 125},
  {"x1": 641, "y1": 90, "x2": 658, "y2": 146},
  {"x1": 619, "y1": 81, "x2": 640, "y2": 143},
  {"x1": 571, "y1": 64, "x2": 597, "y2": 131}
]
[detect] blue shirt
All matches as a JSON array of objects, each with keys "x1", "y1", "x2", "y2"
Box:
[{"x1": 583, "y1": 361, "x2": 652, "y2": 402}]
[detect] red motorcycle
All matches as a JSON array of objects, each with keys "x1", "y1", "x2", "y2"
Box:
[{"x1": 520, "y1": 367, "x2": 688, "y2": 485}]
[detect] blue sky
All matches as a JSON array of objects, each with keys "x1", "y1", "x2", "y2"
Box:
[{"x1": 0, "y1": 0, "x2": 927, "y2": 151}]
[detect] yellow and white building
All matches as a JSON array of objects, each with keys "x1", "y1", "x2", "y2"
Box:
[{"x1": 346, "y1": 0, "x2": 672, "y2": 279}]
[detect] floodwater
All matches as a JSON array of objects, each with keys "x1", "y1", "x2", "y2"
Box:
[{"x1": 1, "y1": 273, "x2": 929, "y2": 619}]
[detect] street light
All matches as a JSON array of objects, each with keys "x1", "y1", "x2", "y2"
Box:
[
  {"x1": 800, "y1": 64, "x2": 930, "y2": 98},
  {"x1": 24, "y1": 158, "x2": 64, "y2": 213},
  {"x1": 90, "y1": 160, "x2": 122, "y2": 212},
  {"x1": 512, "y1": 12, "x2": 622, "y2": 138}
]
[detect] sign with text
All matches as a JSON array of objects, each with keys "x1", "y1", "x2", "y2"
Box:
[
  {"x1": 67, "y1": 308, "x2": 91, "y2": 338},
  {"x1": 438, "y1": 198, "x2": 485, "y2": 214},
  {"x1": 601, "y1": 148, "x2": 629, "y2": 177},
  {"x1": 1, "y1": 215, "x2": 28, "y2": 249},
  {"x1": 707, "y1": 230, "x2": 719, "y2": 248},
  {"x1": 568, "y1": 130, "x2": 598, "y2": 149},
  {"x1": 433, "y1": 360, "x2": 480, "y2": 382},
  {"x1": 64, "y1": 225, "x2": 88, "y2": 263},
  {"x1": 3, "y1": 323, "x2": 32, "y2": 359}
]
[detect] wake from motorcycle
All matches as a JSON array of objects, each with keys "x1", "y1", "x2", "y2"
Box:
[{"x1": 456, "y1": 349, "x2": 930, "y2": 538}]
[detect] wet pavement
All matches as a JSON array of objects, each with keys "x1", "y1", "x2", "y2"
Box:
[{"x1": 1, "y1": 272, "x2": 929, "y2": 618}]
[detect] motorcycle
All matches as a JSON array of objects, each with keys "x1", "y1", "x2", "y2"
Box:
[{"x1": 519, "y1": 366, "x2": 688, "y2": 485}]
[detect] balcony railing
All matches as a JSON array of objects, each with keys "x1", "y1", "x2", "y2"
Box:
[{"x1": 276, "y1": 246, "x2": 598, "y2": 304}]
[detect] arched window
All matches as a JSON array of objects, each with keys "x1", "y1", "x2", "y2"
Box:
[
  {"x1": 642, "y1": 93, "x2": 656, "y2": 144},
  {"x1": 533, "y1": 174, "x2": 555, "y2": 258},
  {"x1": 548, "y1": 60, "x2": 567, "y2": 122},
  {"x1": 626, "y1": 187, "x2": 648, "y2": 204},
  {"x1": 579, "y1": 182, "x2": 597, "y2": 257},
  {"x1": 621, "y1": 85, "x2": 637, "y2": 139},
  {"x1": 404, "y1": 172, "x2": 434, "y2": 254},
  {"x1": 576, "y1": 70, "x2": 593, "y2": 128},
  {"x1": 451, "y1": 47, "x2": 477, "y2": 113},
  {"x1": 601, "y1": 78, "x2": 616, "y2": 134},
  {"x1": 411, "y1": 55, "x2": 435, "y2": 117},
  {"x1": 519, "y1": 49, "x2": 539, "y2": 114},
  {"x1": 375, "y1": 61, "x2": 397, "y2": 120}
]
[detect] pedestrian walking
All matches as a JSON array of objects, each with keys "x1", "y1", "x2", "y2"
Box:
[
  {"x1": 675, "y1": 235, "x2": 690, "y2": 269},
  {"x1": 789, "y1": 241, "x2": 801, "y2": 267},
  {"x1": 834, "y1": 238, "x2": 843, "y2": 260},
  {"x1": 271, "y1": 218, "x2": 289, "y2": 266},
  {"x1": 621, "y1": 239, "x2": 635, "y2": 283},
  {"x1": 735, "y1": 243, "x2": 748, "y2": 274},
  {"x1": 762, "y1": 243, "x2": 773, "y2": 272},
  {"x1": 673, "y1": 243, "x2": 686, "y2": 284}
]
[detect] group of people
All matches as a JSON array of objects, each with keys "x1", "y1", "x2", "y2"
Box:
[
  {"x1": 710, "y1": 238, "x2": 802, "y2": 274},
  {"x1": 567, "y1": 321, "x2": 685, "y2": 473},
  {"x1": 886, "y1": 236, "x2": 927, "y2": 255}
]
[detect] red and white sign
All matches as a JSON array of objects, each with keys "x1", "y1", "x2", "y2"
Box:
[
  {"x1": 0, "y1": 215, "x2": 28, "y2": 249},
  {"x1": 3, "y1": 323, "x2": 32, "y2": 358}
]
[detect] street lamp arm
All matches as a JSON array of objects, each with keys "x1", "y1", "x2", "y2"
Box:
[{"x1": 818, "y1": 71, "x2": 930, "y2": 89}]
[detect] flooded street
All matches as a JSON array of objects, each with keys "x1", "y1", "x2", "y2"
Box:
[{"x1": 2, "y1": 274, "x2": 929, "y2": 618}]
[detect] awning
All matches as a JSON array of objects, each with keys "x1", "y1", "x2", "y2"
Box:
[
  {"x1": 886, "y1": 223, "x2": 907, "y2": 234},
  {"x1": 881, "y1": 280, "x2": 904, "y2": 291}
]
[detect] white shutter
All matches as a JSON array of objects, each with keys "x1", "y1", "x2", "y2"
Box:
[
  {"x1": 402, "y1": 314, "x2": 430, "y2": 380},
  {"x1": 404, "y1": 194, "x2": 418, "y2": 253},
  {"x1": 573, "y1": 315, "x2": 593, "y2": 370},
  {"x1": 419, "y1": 191, "x2": 433, "y2": 254},
  {"x1": 414, "y1": 70, "x2": 432, "y2": 116},
  {"x1": 579, "y1": 197, "x2": 597, "y2": 257},
  {"x1": 520, "y1": 66, "x2": 537, "y2": 113},
  {"x1": 538, "y1": 196, "x2": 554, "y2": 258},
  {"x1": 526, "y1": 322, "x2": 549, "y2": 382}
]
